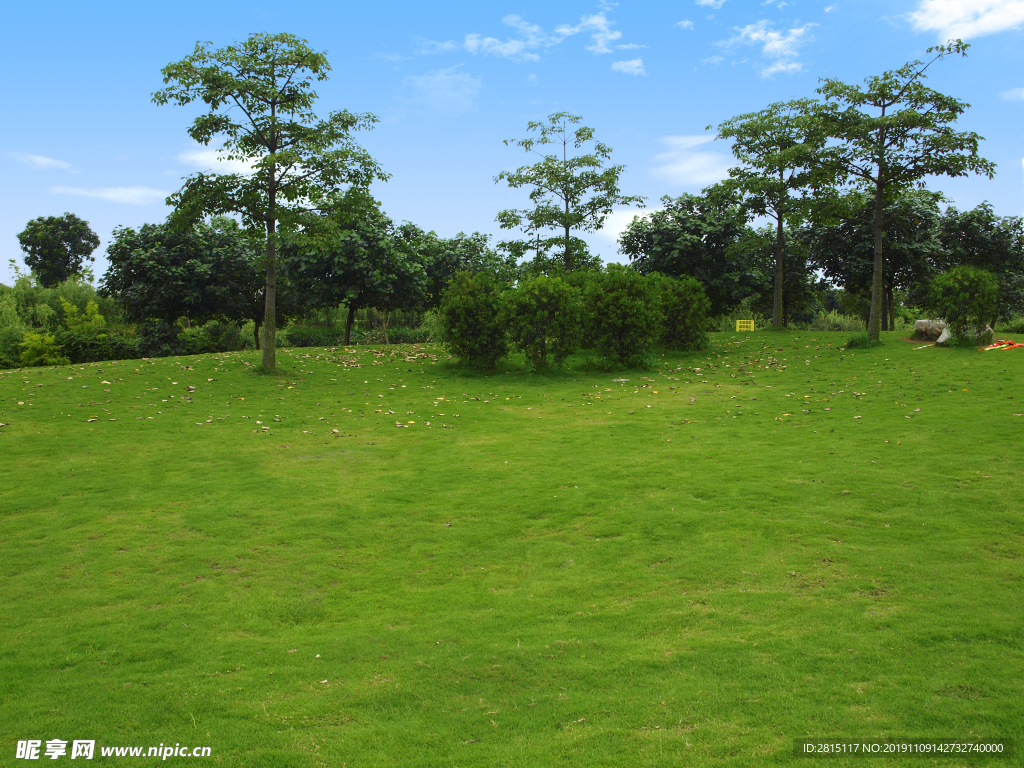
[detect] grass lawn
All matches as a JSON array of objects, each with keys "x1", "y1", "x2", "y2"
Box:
[{"x1": 1, "y1": 331, "x2": 1021, "y2": 766}]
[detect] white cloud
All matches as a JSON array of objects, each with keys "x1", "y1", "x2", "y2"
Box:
[
  {"x1": 909, "y1": 0, "x2": 1024, "y2": 40},
  {"x1": 696, "y1": 0, "x2": 727, "y2": 8},
  {"x1": 824, "y1": 4, "x2": 838, "y2": 11},
  {"x1": 612, "y1": 58, "x2": 646, "y2": 75},
  {"x1": 702, "y1": 54, "x2": 725, "y2": 65},
  {"x1": 676, "y1": 19, "x2": 695, "y2": 30},
  {"x1": 177, "y1": 147, "x2": 259, "y2": 175},
  {"x1": 421, "y1": 10, "x2": 639, "y2": 62},
  {"x1": 9, "y1": 152, "x2": 72, "y2": 171},
  {"x1": 597, "y1": 206, "x2": 664, "y2": 244},
  {"x1": 651, "y1": 135, "x2": 733, "y2": 187},
  {"x1": 720, "y1": 20, "x2": 815, "y2": 77},
  {"x1": 999, "y1": 86, "x2": 1024, "y2": 100},
  {"x1": 763, "y1": 0, "x2": 788, "y2": 7},
  {"x1": 50, "y1": 186, "x2": 168, "y2": 205},
  {"x1": 402, "y1": 66, "x2": 482, "y2": 113}
]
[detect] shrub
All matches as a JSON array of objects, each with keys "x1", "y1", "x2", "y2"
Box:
[
  {"x1": 438, "y1": 271, "x2": 509, "y2": 368},
  {"x1": 55, "y1": 328, "x2": 139, "y2": 364},
  {"x1": 20, "y1": 332, "x2": 70, "y2": 367},
  {"x1": 181, "y1": 321, "x2": 247, "y2": 355},
  {"x1": 59, "y1": 298, "x2": 105, "y2": 332},
  {"x1": 810, "y1": 310, "x2": 865, "y2": 332},
  {"x1": 0, "y1": 326, "x2": 26, "y2": 369},
  {"x1": 286, "y1": 325, "x2": 342, "y2": 348},
  {"x1": 356, "y1": 326, "x2": 433, "y2": 345},
  {"x1": 583, "y1": 265, "x2": 662, "y2": 367},
  {"x1": 136, "y1": 321, "x2": 183, "y2": 358},
  {"x1": 926, "y1": 266, "x2": 1000, "y2": 342},
  {"x1": 505, "y1": 276, "x2": 583, "y2": 368},
  {"x1": 845, "y1": 334, "x2": 883, "y2": 349},
  {"x1": 998, "y1": 315, "x2": 1024, "y2": 334},
  {"x1": 649, "y1": 273, "x2": 710, "y2": 350}
]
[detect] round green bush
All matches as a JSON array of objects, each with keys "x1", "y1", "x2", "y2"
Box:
[
  {"x1": 582, "y1": 265, "x2": 662, "y2": 367},
  {"x1": 648, "y1": 273, "x2": 710, "y2": 351},
  {"x1": 505, "y1": 276, "x2": 583, "y2": 368},
  {"x1": 438, "y1": 271, "x2": 509, "y2": 368},
  {"x1": 926, "y1": 266, "x2": 999, "y2": 342}
]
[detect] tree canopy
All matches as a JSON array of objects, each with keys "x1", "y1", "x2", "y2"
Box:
[
  {"x1": 17, "y1": 213, "x2": 100, "y2": 288},
  {"x1": 495, "y1": 112, "x2": 644, "y2": 271}
]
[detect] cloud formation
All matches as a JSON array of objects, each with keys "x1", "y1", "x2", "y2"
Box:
[
  {"x1": 421, "y1": 10, "x2": 639, "y2": 62},
  {"x1": 596, "y1": 206, "x2": 664, "y2": 245},
  {"x1": 999, "y1": 86, "x2": 1024, "y2": 100},
  {"x1": 676, "y1": 20, "x2": 695, "y2": 30},
  {"x1": 720, "y1": 20, "x2": 815, "y2": 77},
  {"x1": 909, "y1": 0, "x2": 1024, "y2": 40},
  {"x1": 651, "y1": 135, "x2": 732, "y2": 187},
  {"x1": 402, "y1": 66, "x2": 483, "y2": 113},
  {"x1": 696, "y1": 0, "x2": 728, "y2": 8},
  {"x1": 9, "y1": 152, "x2": 72, "y2": 171},
  {"x1": 50, "y1": 186, "x2": 168, "y2": 205},
  {"x1": 612, "y1": 58, "x2": 646, "y2": 75}
]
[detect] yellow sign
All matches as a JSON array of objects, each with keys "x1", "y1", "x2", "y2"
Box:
[{"x1": 736, "y1": 320, "x2": 755, "y2": 332}]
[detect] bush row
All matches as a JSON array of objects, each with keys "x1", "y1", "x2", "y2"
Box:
[{"x1": 438, "y1": 266, "x2": 710, "y2": 369}]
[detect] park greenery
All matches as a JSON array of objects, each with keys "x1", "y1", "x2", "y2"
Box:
[{"x1": 3, "y1": 30, "x2": 1024, "y2": 766}]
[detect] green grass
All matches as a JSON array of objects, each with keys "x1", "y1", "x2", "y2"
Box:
[{"x1": 1, "y1": 331, "x2": 1021, "y2": 767}]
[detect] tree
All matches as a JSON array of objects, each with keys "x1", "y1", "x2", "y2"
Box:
[
  {"x1": 618, "y1": 186, "x2": 754, "y2": 317},
  {"x1": 153, "y1": 32, "x2": 389, "y2": 370},
  {"x1": 813, "y1": 40, "x2": 995, "y2": 340},
  {"x1": 280, "y1": 195, "x2": 427, "y2": 344},
  {"x1": 101, "y1": 219, "x2": 260, "y2": 332},
  {"x1": 17, "y1": 213, "x2": 100, "y2": 287},
  {"x1": 926, "y1": 265, "x2": 1000, "y2": 341},
  {"x1": 714, "y1": 99, "x2": 824, "y2": 328},
  {"x1": 938, "y1": 203, "x2": 1024, "y2": 324},
  {"x1": 402, "y1": 228, "x2": 517, "y2": 309},
  {"x1": 735, "y1": 226, "x2": 823, "y2": 326},
  {"x1": 803, "y1": 189, "x2": 945, "y2": 327},
  {"x1": 495, "y1": 112, "x2": 644, "y2": 271}
]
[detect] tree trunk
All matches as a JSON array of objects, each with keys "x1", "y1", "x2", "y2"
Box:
[
  {"x1": 254, "y1": 320, "x2": 261, "y2": 350},
  {"x1": 881, "y1": 288, "x2": 889, "y2": 332},
  {"x1": 344, "y1": 304, "x2": 355, "y2": 346},
  {"x1": 563, "y1": 221, "x2": 571, "y2": 272},
  {"x1": 888, "y1": 286, "x2": 896, "y2": 332},
  {"x1": 772, "y1": 214, "x2": 785, "y2": 329},
  {"x1": 261, "y1": 218, "x2": 277, "y2": 370},
  {"x1": 867, "y1": 182, "x2": 885, "y2": 341}
]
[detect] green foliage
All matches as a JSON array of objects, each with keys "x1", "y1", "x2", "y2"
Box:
[
  {"x1": 59, "y1": 298, "x2": 105, "y2": 332},
  {"x1": 495, "y1": 112, "x2": 644, "y2": 271},
  {"x1": 809, "y1": 310, "x2": 865, "y2": 332},
  {"x1": 16, "y1": 212, "x2": 100, "y2": 287},
  {"x1": 135, "y1": 321, "x2": 183, "y2": 358},
  {"x1": 438, "y1": 272, "x2": 509, "y2": 369},
  {"x1": 647, "y1": 273, "x2": 710, "y2": 351},
  {"x1": 926, "y1": 265, "x2": 1000, "y2": 342},
  {"x1": 19, "y1": 332, "x2": 70, "y2": 367},
  {"x1": 403, "y1": 228, "x2": 517, "y2": 308},
  {"x1": 582, "y1": 265, "x2": 662, "y2": 367},
  {"x1": 844, "y1": 334, "x2": 883, "y2": 349},
  {"x1": 619, "y1": 187, "x2": 754, "y2": 317},
  {"x1": 0, "y1": 326, "x2": 26, "y2": 369},
  {"x1": 53, "y1": 328, "x2": 139, "y2": 364},
  {"x1": 153, "y1": 32, "x2": 389, "y2": 370},
  {"x1": 180, "y1": 321, "x2": 248, "y2": 355},
  {"x1": 102, "y1": 219, "x2": 261, "y2": 329},
  {"x1": 286, "y1": 325, "x2": 343, "y2": 348},
  {"x1": 505, "y1": 276, "x2": 583, "y2": 368}
]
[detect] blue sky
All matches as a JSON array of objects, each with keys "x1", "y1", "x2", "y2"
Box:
[{"x1": 2, "y1": 0, "x2": 1022, "y2": 284}]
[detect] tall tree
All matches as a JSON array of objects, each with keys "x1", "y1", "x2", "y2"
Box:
[
  {"x1": 714, "y1": 99, "x2": 824, "y2": 328},
  {"x1": 495, "y1": 112, "x2": 644, "y2": 271},
  {"x1": 813, "y1": 40, "x2": 995, "y2": 340},
  {"x1": 17, "y1": 213, "x2": 100, "y2": 287},
  {"x1": 153, "y1": 32, "x2": 389, "y2": 370}
]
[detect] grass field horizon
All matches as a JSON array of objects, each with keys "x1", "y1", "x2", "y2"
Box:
[{"x1": 2, "y1": 331, "x2": 1021, "y2": 766}]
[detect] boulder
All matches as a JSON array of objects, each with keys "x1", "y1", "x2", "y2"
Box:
[
  {"x1": 913, "y1": 319, "x2": 946, "y2": 340},
  {"x1": 936, "y1": 327, "x2": 951, "y2": 344}
]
